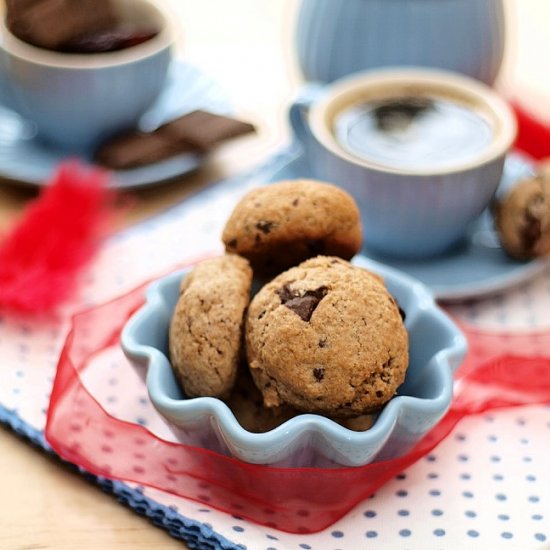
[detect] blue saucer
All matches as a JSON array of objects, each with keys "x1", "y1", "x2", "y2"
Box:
[
  {"x1": 267, "y1": 148, "x2": 550, "y2": 301},
  {"x1": 0, "y1": 61, "x2": 232, "y2": 189}
]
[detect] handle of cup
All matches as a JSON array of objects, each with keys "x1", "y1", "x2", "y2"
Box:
[{"x1": 288, "y1": 82, "x2": 327, "y2": 145}]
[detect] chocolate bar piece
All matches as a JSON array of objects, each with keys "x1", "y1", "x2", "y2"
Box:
[
  {"x1": 6, "y1": 0, "x2": 119, "y2": 50},
  {"x1": 95, "y1": 111, "x2": 256, "y2": 170},
  {"x1": 94, "y1": 132, "x2": 189, "y2": 171},
  {"x1": 159, "y1": 110, "x2": 256, "y2": 152}
]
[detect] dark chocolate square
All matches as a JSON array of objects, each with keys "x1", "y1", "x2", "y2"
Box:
[
  {"x1": 159, "y1": 110, "x2": 256, "y2": 152},
  {"x1": 94, "y1": 132, "x2": 188, "y2": 170},
  {"x1": 94, "y1": 110, "x2": 256, "y2": 169}
]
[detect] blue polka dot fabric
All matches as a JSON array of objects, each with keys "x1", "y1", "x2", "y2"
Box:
[{"x1": 1, "y1": 146, "x2": 550, "y2": 549}]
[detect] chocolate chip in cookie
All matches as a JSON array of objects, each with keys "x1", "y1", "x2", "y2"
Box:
[{"x1": 276, "y1": 284, "x2": 328, "y2": 322}]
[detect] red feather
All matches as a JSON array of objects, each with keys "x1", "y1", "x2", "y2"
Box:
[
  {"x1": 511, "y1": 100, "x2": 550, "y2": 160},
  {"x1": 0, "y1": 161, "x2": 116, "y2": 313}
]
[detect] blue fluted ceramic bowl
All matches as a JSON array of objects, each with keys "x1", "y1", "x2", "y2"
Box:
[{"x1": 121, "y1": 256, "x2": 467, "y2": 467}]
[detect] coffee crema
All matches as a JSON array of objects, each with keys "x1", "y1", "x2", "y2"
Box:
[{"x1": 333, "y1": 96, "x2": 494, "y2": 171}]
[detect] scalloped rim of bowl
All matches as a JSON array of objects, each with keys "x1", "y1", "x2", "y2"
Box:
[{"x1": 121, "y1": 256, "x2": 467, "y2": 466}]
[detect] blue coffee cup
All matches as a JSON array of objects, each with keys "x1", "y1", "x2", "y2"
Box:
[
  {"x1": 0, "y1": 0, "x2": 174, "y2": 153},
  {"x1": 289, "y1": 68, "x2": 517, "y2": 259}
]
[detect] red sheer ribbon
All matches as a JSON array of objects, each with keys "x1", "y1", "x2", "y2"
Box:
[
  {"x1": 44, "y1": 103, "x2": 550, "y2": 533},
  {"x1": 45, "y1": 278, "x2": 550, "y2": 534}
]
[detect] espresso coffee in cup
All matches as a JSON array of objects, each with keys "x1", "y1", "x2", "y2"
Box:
[
  {"x1": 333, "y1": 95, "x2": 495, "y2": 171},
  {"x1": 290, "y1": 68, "x2": 517, "y2": 259}
]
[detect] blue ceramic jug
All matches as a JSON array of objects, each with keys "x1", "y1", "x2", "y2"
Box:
[{"x1": 295, "y1": 0, "x2": 505, "y2": 84}]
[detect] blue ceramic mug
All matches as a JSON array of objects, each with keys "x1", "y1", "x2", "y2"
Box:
[
  {"x1": 295, "y1": 0, "x2": 506, "y2": 85},
  {"x1": 0, "y1": 0, "x2": 174, "y2": 153},
  {"x1": 289, "y1": 68, "x2": 517, "y2": 259}
]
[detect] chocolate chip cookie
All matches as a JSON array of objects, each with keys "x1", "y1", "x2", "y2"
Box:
[
  {"x1": 169, "y1": 254, "x2": 252, "y2": 398},
  {"x1": 494, "y1": 175, "x2": 550, "y2": 260},
  {"x1": 225, "y1": 368, "x2": 300, "y2": 433},
  {"x1": 222, "y1": 179, "x2": 362, "y2": 273},
  {"x1": 245, "y1": 256, "x2": 409, "y2": 417}
]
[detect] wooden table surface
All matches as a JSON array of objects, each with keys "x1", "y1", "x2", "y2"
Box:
[{"x1": 1, "y1": 1, "x2": 550, "y2": 548}]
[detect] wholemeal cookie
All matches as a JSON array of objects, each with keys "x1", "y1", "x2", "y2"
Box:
[
  {"x1": 494, "y1": 175, "x2": 550, "y2": 260},
  {"x1": 225, "y1": 367, "x2": 300, "y2": 433},
  {"x1": 169, "y1": 254, "x2": 252, "y2": 398},
  {"x1": 245, "y1": 256, "x2": 408, "y2": 417},
  {"x1": 222, "y1": 180, "x2": 362, "y2": 273},
  {"x1": 225, "y1": 367, "x2": 375, "y2": 432}
]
